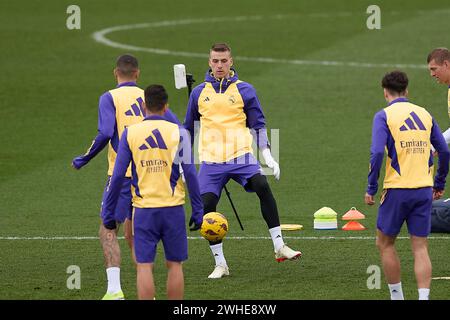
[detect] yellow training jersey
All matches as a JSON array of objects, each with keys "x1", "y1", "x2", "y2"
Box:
[
  {"x1": 184, "y1": 70, "x2": 269, "y2": 163},
  {"x1": 383, "y1": 101, "x2": 433, "y2": 188},
  {"x1": 367, "y1": 98, "x2": 436, "y2": 195},
  {"x1": 126, "y1": 118, "x2": 185, "y2": 208},
  {"x1": 107, "y1": 85, "x2": 145, "y2": 176},
  {"x1": 197, "y1": 81, "x2": 253, "y2": 162}
]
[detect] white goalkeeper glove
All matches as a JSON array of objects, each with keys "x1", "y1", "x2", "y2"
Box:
[
  {"x1": 179, "y1": 164, "x2": 185, "y2": 183},
  {"x1": 443, "y1": 128, "x2": 450, "y2": 145},
  {"x1": 262, "y1": 148, "x2": 280, "y2": 180},
  {"x1": 431, "y1": 128, "x2": 450, "y2": 154}
]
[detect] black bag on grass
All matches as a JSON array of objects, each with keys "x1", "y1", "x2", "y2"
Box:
[{"x1": 431, "y1": 199, "x2": 450, "y2": 233}]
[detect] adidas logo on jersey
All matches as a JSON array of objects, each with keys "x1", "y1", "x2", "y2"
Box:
[
  {"x1": 124, "y1": 97, "x2": 145, "y2": 116},
  {"x1": 139, "y1": 129, "x2": 168, "y2": 150},
  {"x1": 399, "y1": 111, "x2": 426, "y2": 131}
]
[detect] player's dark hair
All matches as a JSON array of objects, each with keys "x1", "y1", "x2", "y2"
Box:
[
  {"x1": 144, "y1": 85, "x2": 168, "y2": 113},
  {"x1": 427, "y1": 48, "x2": 450, "y2": 64},
  {"x1": 116, "y1": 54, "x2": 139, "y2": 77},
  {"x1": 211, "y1": 43, "x2": 232, "y2": 54},
  {"x1": 381, "y1": 71, "x2": 408, "y2": 95}
]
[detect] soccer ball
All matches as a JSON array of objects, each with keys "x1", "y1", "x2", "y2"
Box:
[{"x1": 200, "y1": 212, "x2": 229, "y2": 242}]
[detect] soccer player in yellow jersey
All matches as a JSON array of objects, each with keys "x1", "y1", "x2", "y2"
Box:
[
  {"x1": 184, "y1": 43, "x2": 301, "y2": 279},
  {"x1": 427, "y1": 48, "x2": 450, "y2": 145},
  {"x1": 102, "y1": 85, "x2": 203, "y2": 300},
  {"x1": 365, "y1": 71, "x2": 449, "y2": 300},
  {"x1": 72, "y1": 55, "x2": 181, "y2": 299}
]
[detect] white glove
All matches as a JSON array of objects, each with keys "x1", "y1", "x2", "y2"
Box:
[
  {"x1": 432, "y1": 128, "x2": 450, "y2": 153},
  {"x1": 262, "y1": 148, "x2": 280, "y2": 180},
  {"x1": 443, "y1": 128, "x2": 450, "y2": 144},
  {"x1": 179, "y1": 164, "x2": 185, "y2": 182}
]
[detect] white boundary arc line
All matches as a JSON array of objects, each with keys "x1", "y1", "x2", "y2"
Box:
[
  {"x1": 92, "y1": 15, "x2": 427, "y2": 70},
  {"x1": 3, "y1": 236, "x2": 450, "y2": 240}
]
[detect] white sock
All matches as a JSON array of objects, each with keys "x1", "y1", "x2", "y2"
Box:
[
  {"x1": 388, "y1": 282, "x2": 404, "y2": 300},
  {"x1": 210, "y1": 243, "x2": 227, "y2": 267},
  {"x1": 418, "y1": 288, "x2": 430, "y2": 300},
  {"x1": 106, "y1": 267, "x2": 122, "y2": 294},
  {"x1": 269, "y1": 226, "x2": 284, "y2": 252}
]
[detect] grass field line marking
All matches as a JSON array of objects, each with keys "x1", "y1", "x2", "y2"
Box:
[
  {"x1": 3, "y1": 236, "x2": 450, "y2": 240},
  {"x1": 92, "y1": 15, "x2": 426, "y2": 70}
]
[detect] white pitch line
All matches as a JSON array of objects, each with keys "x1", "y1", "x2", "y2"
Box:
[
  {"x1": 2, "y1": 236, "x2": 450, "y2": 240},
  {"x1": 92, "y1": 14, "x2": 426, "y2": 70}
]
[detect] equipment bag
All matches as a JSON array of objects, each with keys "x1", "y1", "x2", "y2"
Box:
[{"x1": 431, "y1": 198, "x2": 450, "y2": 233}]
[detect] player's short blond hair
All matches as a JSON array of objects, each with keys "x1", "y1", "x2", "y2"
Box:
[{"x1": 427, "y1": 48, "x2": 450, "y2": 64}]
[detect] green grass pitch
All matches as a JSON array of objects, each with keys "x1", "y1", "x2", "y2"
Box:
[{"x1": 1, "y1": 0, "x2": 450, "y2": 300}]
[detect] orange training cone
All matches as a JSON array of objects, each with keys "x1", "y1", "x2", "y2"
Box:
[
  {"x1": 342, "y1": 207, "x2": 365, "y2": 220},
  {"x1": 342, "y1": 221, "x2": 366, "y2": 231}
]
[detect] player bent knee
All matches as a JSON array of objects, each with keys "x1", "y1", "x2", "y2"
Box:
[{"x1": 376, "y1": 229, "x2": 397, "y2": 250}]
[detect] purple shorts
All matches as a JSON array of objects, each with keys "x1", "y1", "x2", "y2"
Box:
[
  {"x1": 133, "y1": 205, "x2": 187, "y2": 263},
  {"x1": 377, "y1": 187, "x2": 432, "y2": 237},
  {"x1": 198, "y1": 153, "x2": 263, "y2": 197},
  {"x1": 100, "y1": 176, "x2": 132, "y2": 223}
]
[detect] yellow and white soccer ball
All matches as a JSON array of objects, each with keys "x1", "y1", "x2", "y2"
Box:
[{"x1": 200, "y1": 212, "x2": 229, "y2": 242}]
